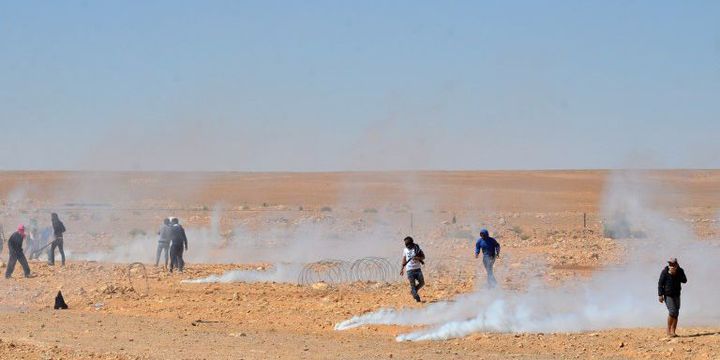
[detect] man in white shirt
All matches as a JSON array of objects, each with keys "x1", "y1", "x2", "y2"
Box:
[{"x1": 400, "y1": 236, "x2": 425, "y2": 302}]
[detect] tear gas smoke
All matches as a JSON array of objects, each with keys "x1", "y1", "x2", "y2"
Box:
[
  {"x1": 78, "y1": 205, "x2": 406, "y2": 284},
  {"x1": 183, "y1": 263, "x2": 304, "y2": 284},
  {"x1": 336, "y1": 171, "x2": 720, "y2": 340}
]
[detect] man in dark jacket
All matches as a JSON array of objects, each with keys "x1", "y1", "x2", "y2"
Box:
[
  {"x1": 5, "y1": 225, "x2": 32, "y2": 279},
  {"x1": 155, "y1": 218, "x2": 172, "y2": 268},
  {"x1": 169, "y1": 217, "x2": 188, "y2": 273},
  {"x1": 475, "y1": 228, "x2": 501, "y2": 288},
  {"x1": 658, "y1": 257, "x2": 687, "y2": 337},
  {"x1": 48, "y1": 213, "x2": 66, "y2": 266}
]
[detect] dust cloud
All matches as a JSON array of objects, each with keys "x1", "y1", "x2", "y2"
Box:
[{"x1": 335, "y1": 171, "x2": 720, "y2": 340}]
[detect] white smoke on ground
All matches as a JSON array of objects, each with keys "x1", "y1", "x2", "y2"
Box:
[
  {"x1": 79, "y1": 203, "x2": 406, "y2": 284},
  {"x1": 335, "y1": 171, "x2": 720, "y2": 340},
  {"x1": 181, "y1": 216, "x2": 403, "y2": 283},
  {"x1": 183, "y1": 263, "x2": 303, "y2": 284}
]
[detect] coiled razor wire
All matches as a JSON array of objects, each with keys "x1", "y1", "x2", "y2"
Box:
[
  {"x1": 296, "y1": 256, "x2": 478, "y2": 287},
  {"x1": 127, "y1": 262, "x2": 150, "y2": 297},
  {"x1": 349, "y1": 257, "x2": 398, "y2": 283},
  {"x1": 297, "y1": 257, "x2": 399, "y2": 286},
  {"x1": 297, "y1": 259, "x2": 351, "y2": 285}
]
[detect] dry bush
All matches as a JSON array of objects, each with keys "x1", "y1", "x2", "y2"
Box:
[{"x1": 128, "y1": 229, "x2": 146, "y2": 237}]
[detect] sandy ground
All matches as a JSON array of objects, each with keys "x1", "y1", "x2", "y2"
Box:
[{"x1": 0, "y1": 170, "x2": 719, "y2": 359}]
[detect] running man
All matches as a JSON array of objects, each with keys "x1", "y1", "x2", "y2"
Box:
[
  {"x1": 400, "y1": 236, "x2": 425, "y2": 302},
  {"x1": 475, "y1": 228, "x2": 500, "y2": 288}
]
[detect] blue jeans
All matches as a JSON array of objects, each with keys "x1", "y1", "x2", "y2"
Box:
[
  {"x1": 155, "y1": 243, "x2": 170, "y2": 267},
  {"x1": 407, "y1": 269, "x2": 425, "y2": 302},
  {"x1": 482, "y1": 254, "x2": 497, "y2": 288},
  {"x1": 665, "y1": 295, "x2": 680, "y2": 318},
  {"x1": 169, "y1": 245, "x2": 184, "y2": 272}
]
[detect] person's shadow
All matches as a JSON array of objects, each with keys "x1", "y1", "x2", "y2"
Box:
[{"x1": 679, "y1": 331, "x2": 720, "y2": 338}]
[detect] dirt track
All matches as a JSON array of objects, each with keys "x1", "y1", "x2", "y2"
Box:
[{"x1": 1, "y1": 171, "x2": 719, "y2": 359}]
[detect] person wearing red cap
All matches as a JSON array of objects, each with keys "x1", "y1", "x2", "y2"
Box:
[{"x1": 5, "y1": 224, "x2": 32, "y2": 279}]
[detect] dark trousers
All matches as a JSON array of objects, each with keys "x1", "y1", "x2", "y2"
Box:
[
  {"x1": 482, "y1": 254, "x2": 497, "y2": 288},
  {"x1": 407, "y1": 269, "x2": 425, "y2": 302},
  {"x1": 155, "y1": 243, "x2": 170, "y2": 267},
  {"x1": 48, "y1": 237, "x2": 65, "y2": 266},
  {"x1": 6, "y1": 251, "x2": 31, "y2": 278},
  {"x1": 169, "y1": 245, "x2": 184, "y2": 272}
]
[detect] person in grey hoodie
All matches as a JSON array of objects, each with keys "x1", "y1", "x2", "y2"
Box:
[{"x1": 155, "y1": 218, "x2": 172, "y2": 268}]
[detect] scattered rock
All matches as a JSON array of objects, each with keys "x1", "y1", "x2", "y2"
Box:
[{"x1": 311, "y1": 282, "x2": 329, "y2": 290}]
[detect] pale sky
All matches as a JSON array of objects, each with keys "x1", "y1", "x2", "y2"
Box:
[{"x1": 1, "y1": 1, "x2": 719, "y2": 171}]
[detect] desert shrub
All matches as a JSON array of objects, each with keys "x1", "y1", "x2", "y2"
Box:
[
  {"x1": 320, "y1": 206, "x2": 332, "y2": 212},
  {"x1": 603, "y1": 222, "x2": 645, "y2": 239},
  {"x1": 510, "y1": 225, "x2": 523, "y2": 235},
  {"x1": 520, "y1": 234, "x2": 531, "y2": 241},
  {"x1": 129, "y1": 228, "x2": 146, "y2": 237},
  {"x1": 363, "y1": 208, "x2": 378, "y2": 213}
]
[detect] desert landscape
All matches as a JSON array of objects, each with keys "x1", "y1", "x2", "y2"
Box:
[{"x1": 0, "y1": 170, "x2": 719, "y2": 359}]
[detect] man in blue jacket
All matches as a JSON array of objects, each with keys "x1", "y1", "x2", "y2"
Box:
[{"x1": 475, "y1": 228, "x2": 500, "y2": 288}]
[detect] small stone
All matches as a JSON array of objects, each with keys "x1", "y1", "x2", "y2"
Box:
[{"x1": 311, "y1": 282, "x2": 329, "y2": 290}]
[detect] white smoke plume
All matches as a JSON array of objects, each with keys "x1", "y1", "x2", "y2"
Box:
[
  {"x1": 335, "y1": 171, "x2": 720, "y2": 340},
  {"x1": 181, "y1": 215, "x2": 403, "y2": 283},
  {"x1": 183, "y1": 263, "x2": 303, "y2": 284},
  {"x1": 78, "y1": 202, "x2": 407, "y2": 284}
]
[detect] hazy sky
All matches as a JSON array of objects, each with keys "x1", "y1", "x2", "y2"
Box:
[{"x1": 1, "y1": 1, "x2": 718, "y2": 171}]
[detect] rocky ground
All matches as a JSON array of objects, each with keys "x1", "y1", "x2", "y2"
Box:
[{"x1": 0, "y1": 170, "x2": 719, "y2": 359}]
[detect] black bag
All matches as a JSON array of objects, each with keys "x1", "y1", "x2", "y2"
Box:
[
  {"x1": 414, "y1": 244, "x2": 425, "y2": 264},
  {"x1": 54, "y1": 291, "x2": 68, "y2": 310}
]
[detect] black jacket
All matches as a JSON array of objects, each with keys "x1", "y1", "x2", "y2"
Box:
[
  {"x1": 658, "y1": 266, "x2": 687, "y2": 297},
  {"x1": 169, "y1": 225, "x2": 187, "y2": 249},
  {"x1": 8, "y1": 231, "x2": 24, "y2": 255},
  {"x1": 52, "y1": 219, "x2": 66, "y2": 237}
]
